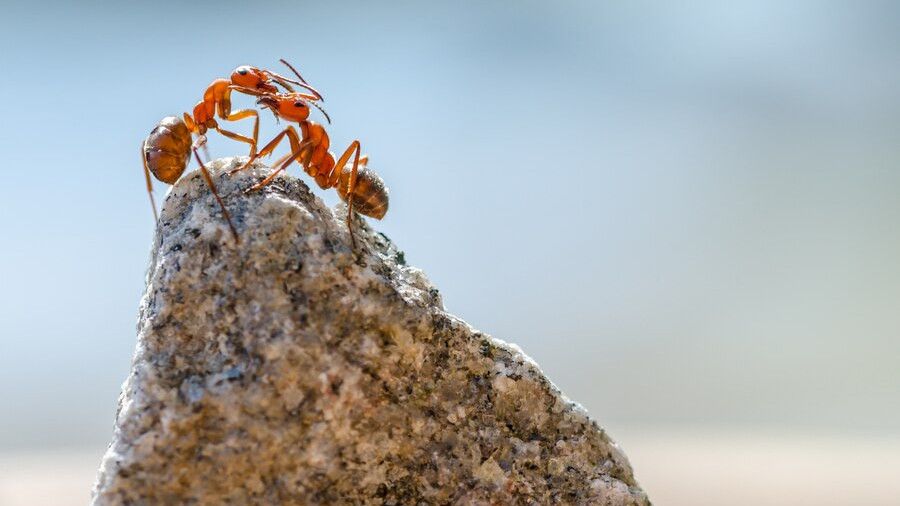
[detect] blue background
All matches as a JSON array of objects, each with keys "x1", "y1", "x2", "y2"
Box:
[{"x1": 1, "y1": 0, "x2": 898, "y2": 461}]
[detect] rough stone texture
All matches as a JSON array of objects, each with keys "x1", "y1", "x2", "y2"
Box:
[{"x1": 93, "y1": 158, "x2": 650, "y2": 505}]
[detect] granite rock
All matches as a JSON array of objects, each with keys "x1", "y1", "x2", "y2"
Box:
[{"x1": 92, "y1": 158, "x2": 650, "y2": 505}]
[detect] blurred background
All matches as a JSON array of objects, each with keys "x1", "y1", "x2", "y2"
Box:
[{"x1": 1, "y1": 1, "x2": 899, "y2": 504}]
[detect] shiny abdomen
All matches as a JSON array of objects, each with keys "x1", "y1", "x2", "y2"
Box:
[
  {"x1": 143, "y1": 116, "x2": 192, "y2": 184},
  {"x1": 337, "y1": 165, "x2": 389, "y2": 219}
]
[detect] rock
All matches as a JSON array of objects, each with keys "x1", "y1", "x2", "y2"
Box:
[{"x1": 92, "y1": 158, "x2": 650, "y2": 505}]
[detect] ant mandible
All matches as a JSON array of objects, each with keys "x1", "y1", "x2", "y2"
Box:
[{"x1": 228, "y1": 85, "x2": 389, "y2": 248}]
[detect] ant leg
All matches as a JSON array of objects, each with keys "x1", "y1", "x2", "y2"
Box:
[
  {"x1": 222, "y1": 108, "x2": 260, "y2": 157},
  {"x1": 183, "y1": 115, "x2": 210, "y2": 160},
  {"x1": 245, "y1": 144, "x2": 312, "y2": 194},
  {"x1": 268, "y1": 152, "x2": 294, "y2": 173},
  {"x1": 228, "y1": 126, "x2": 302, "y2": 175},
  {"x1": 141, "y1": 142, "x2": 159, "y2": 224},
  {"x1": 330, "y1": 140, "x2": 362, "y2": 248},
  {"x1": 250, "y1": 151, "x2": 300, "y2": 186},
  {"x1": 192, "y1": 134, "x2": 211, "y2": 162},
  {"x1": 192, "y1": 147, "x2": 240, "y2": 243},
  {"x1": 214, "y1": 127, "x2": 256, "y2": 158},
  {"x1": 328, "y1": 141, "x2": 362, "y2": 188}
]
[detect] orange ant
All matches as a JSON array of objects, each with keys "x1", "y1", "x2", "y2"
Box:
[
  {"x1": 228, "y1": 86, "x2": 389, "y2": 248},
  {"x1": 141, "y1": 61, "x2": 324, "y2": 243}
]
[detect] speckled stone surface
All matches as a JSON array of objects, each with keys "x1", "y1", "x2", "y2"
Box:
[{"x1": 92, "y1": 158, "x2": 650, "y2": 505}]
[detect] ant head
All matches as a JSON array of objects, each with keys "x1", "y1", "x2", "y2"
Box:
[
  {"x1": 258, "y1": 94, "x2": 310, "y2": 122},
  {"x1": 231, "y1": 65, "x2": 278, "y2": 93}
]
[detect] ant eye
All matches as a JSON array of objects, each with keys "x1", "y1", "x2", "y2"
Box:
[
  {"x1": 294, "y1": 101, "x2": 306, "y2": 108},
  {"x1": 237, "y1": 68, "x2": 248, "y2": 75}
]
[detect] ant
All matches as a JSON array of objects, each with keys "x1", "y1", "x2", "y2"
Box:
[
  {"x1": 228, "y1": 85, "x2": 389, "y2": 248},
  {"x1": 141, "y1": 61, "x2": 324, "y2": 243}
]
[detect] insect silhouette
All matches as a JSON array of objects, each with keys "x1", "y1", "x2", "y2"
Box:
[
  {"x1": 229, "y1": 84, "x2": 389, "y2": 248},
  {"x1": 141, "y1": 61, "x2": 324, "y2": 242}
]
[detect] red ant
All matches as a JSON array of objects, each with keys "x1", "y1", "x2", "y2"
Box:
[{"x1": 228, "y1": 85, "x2": 389, "y2": 248}]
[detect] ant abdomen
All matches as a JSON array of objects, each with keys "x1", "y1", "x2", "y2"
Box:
[
  {"x1": 338, "y1": 166, "x2": 389, "y2": 220},
  {"x1": 143, "y1": 116, "x2": 192, "y2": 184}
]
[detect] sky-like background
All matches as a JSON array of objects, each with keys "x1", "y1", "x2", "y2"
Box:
[{"x1": 0, "y1": 0, "x2": 898, "y2": 485}]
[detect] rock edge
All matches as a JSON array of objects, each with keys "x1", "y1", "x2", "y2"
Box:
[{"x1": 92, "y1": 158, "x2": 650, "y2": 505}]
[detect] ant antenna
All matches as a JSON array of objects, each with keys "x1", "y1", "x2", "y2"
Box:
[
  {"x1": 271, "y1": 78, "x2": 295, "y2": 93},
  {"x1": 279, "y1": 58, "x2": 325, "y2": 101},
  {"x1": 308, "y1": 100, "x2": 331, "y2": 124},
  {"x1": 268, "y1": 73, "x2": 324, "y2": 102},
  {"x1": 280, "y1": 58, "x2": 310, "y2": 85}
]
